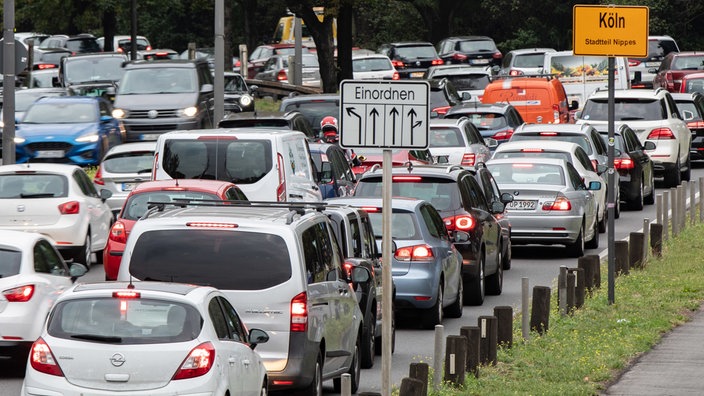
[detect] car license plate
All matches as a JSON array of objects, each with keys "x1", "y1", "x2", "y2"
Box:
[
  {"x1": 410, "y1": 72, "x2": 425, "y2": 78},
  {"x1": 507, "y1": 200, "x2": 537, "y2": 210},
  {"x1": 122, "y1": 183, "x2": 137, "y2": 191},
  {"x1": 471, "y1": 59, "x2": 490, "y2": 65},
  {"x1": 140, "y1": 134, "x2": 159, "y2": 141},
  {"x1": 645, "y1": 62, "x2": 660, "y2": 67},
  {"x1": 35, "y1": 150, "x2": 64, "y2": 159}
]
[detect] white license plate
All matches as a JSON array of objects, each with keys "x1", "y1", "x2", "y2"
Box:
[
  {"x1": 471, "y1": 59, "x2": 490, "y2": 65},
  {"x1": 645, "y1": 62, "x2": 660, "y2": 67},
  {"x1": 122, "y1": 183, "x2": 137, "y2": 191},
  {"x1": 140, "y1": 134, "x2": 159, "y2": 141},
  {"x1": 35, "y1": 150, "x2": 64, "y2": 159},
  {"x1": 410, "y1": 72, "x2": 425, "y2": 78},
  {"x1": 507, "y1": 200, "x2": 537, "y2": 210}
]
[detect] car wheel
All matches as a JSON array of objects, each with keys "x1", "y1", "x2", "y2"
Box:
[
  {"x1": 422, "y1": 285, "x2": 443, "y2": 329},
  {"x1": 465, "y1": 253, "x2": 485, "y2": 306},
  {"x1": 586, "y1": 215, "x2": 600, "y2": 249},
  {"x1": 298, "y1": 352, "x2": 322, "y2": 396},
  {"x1": 597, "y1": 205, "x2": 607, "y2": 233},
  {"x1": 682, "y1": 155, "x2": 691, "y2": 182},
  {"x1": 333, "y1": 336, "x2": 360, "y2": 394},
  {"x1": 502, "y1": 238, "x2": 512, "y2": 270},
  {"x1": 666, "y1": 156, "x2": 682, "y2": 188},
  {"x1": 360, "y1": 313, "x2": 375, "y2": 369},
  {"x1": 644, "y1": 171, "x2": 655, "y2": 205},
  {"x1": 486, "y1": 249, "x2": 503, "y2": 295},
  {"x1": 445, "y1": 276, "x2": 463, "y2": 318},
  {"x1": 566, "y1": 223, "x2": 585, "y2": 258},
  {"x1": 74, "y1": 233, "x2": 92, "y2": 269},
  {"x1": 630, "y1": 178, "x2": 644, "y2": 211}
]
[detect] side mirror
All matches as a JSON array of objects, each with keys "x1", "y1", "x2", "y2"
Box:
[
  {"x1": 100, "y1": 189, "x2": 113, "y2": 201},
  {"x1": 453, "y1": 230, "x2": 470, "y2": 243},
  {"x1": 248, "y1": 328, "x2": 269, "y2": 350},
  {"x1": 500, "y1": 192, "x2": 514, "y2": 204},
  {"x1": 643, "y1": 141, "x2": 656, "y2": 150},
  {"x1": 569, "y1": 100, "x2": 579, "y2": 111},
  {"x1": 351, "y1": 266, "x2": 371, "y2": 284},
  {"x1": 69, "y1": 263, "x2": 88, "y2": 282},
  {"x1": 490, "y1": 200, "x2": 505, "y2": 214},
  {"x1": 201, "y1": 83, "x2": 214, "y2": 93},
  {"x1": 596, "y1": 163, "x2": 608, "y2": 175},
  {"x1": 574, "y1": 110, "x2": 583, "y2": 120},
  {"x1": 587, "y1": 181, "x2": 602, "y2": 190},
  {"x1": 484, "y1": 138, "x2": 498, "y2": 148}
]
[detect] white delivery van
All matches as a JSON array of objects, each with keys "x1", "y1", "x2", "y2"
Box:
[
  {"x1": 151, "y1": 129, "x2": 323, "y2": 202},
  {"x1": 543, "y1": 50, "x2": 630, "y2": 110}
]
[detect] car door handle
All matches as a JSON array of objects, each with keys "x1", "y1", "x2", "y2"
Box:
[
  {"x1": 338, "y1": 288, "x2": 349, "y2": 295},
  {"x1": 229, "y1": 357, "x2": 236, "y2": 366},
  {"x1": 242, "y1": 359, "x2": 251, "y2": 367}
]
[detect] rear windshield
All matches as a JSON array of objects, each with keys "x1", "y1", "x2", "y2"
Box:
[
  {"x1": 48, "y1": 297, "x2": 202, "y2": 344},
  {"x1": 0, "y1": 174, "x2": 68, "y2": 199},
  {"x1": 102, "y1": 151, "x2": 154, "y2": 174},
  {"x1": 66, "y1": 38, "x2": 101, "y2": 53},
  {"x1": 367, "y1": 211, "x2": 419, "y2": 240},
  {"x1": 632, "y1": 40, "x2": 679, "y2": 62},
  {"x1": 442, "y1": 74, "x2": 491, "y2": 91},
  {"x1": 581, "y1": 98, "x2": 666, "y2": 122},
  {"x1": 355, "y1": 177, "x2": 459, "y2": 212},
  {"x1": 487, "y1": 163, "x2": 565, "y2": 185},
  {"x1": 64, "y1": 57, "x2": 125, "y2": 85},
  {"x1": 0, "y1": 248, "x2": 21, "y2": 277},
  {"x1": 672, "y1": 55, "x2": 704, "y2": 71},
  {"x1": 429, "y1": 127, "x2": 464, "y2": 148},
  {"x1": 457, "y1": 40, "x2": 496, "y2": 52},
  {"x1": 122, "y1": 191, "x2": 221, "y2": 220},
  {"x1": 454, "y1": 112, "x2": 508, "y2": 129},
  {"x1": 163, "y1": 139, "x2": 272, "y2": 184},
  {"x1": 514, "y1": 53, "x2": 546, "y2": 68},
  {"x1": 493, "y1": 150, "x2": 572, "y2": 163},
  {"x1": 353, "y1": 57, "x2": 393, "y2": 72},
  {"x1": 281, "y1": 100, "x2": 339, "y2": 134},
  {"x1": 396, "y1": 45, "x2": 437, "y2": 59},
  {"x1": 130, "y1": 230, "x2": 292, "y2": 289},
  {"x1": 510, "y1": 133, "x2": 594, "y2": 155}
]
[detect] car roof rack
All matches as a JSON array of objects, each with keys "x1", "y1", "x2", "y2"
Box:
[{"x1": 141, "y1": 199, "x2": 328, "y2": 223}]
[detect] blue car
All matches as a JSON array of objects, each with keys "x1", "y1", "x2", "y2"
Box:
[
  {"x1": 15, "y1": 96, "x2": 124, "y2": 166},
  {"x1": 327, "y1": 196, "x2": 465, "y2": 329},
  {"x1": 309, "y1": 142, "x2": 357, "y2": 198}
]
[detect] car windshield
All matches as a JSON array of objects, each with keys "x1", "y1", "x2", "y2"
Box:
[
  {"x1": 0, "y1": 248, "x2": 21, "y2": 277},
  {"x1": 459, "y1": 112, "x2": 508, "y2": 129},
  {"x1": 0, "y1": 174, "x2": 68, "y2": 198},
  {"x1": 513, "y1": 53, "x2": 546, "y2": 68},
  {"x1": 22, "y1": 102, "x2": 97, "y2": 124},
  {"x1": 64, "y1": 57, "x2": 125, "y2": 84},
  {"x1": 581, "y1": 98, "x2": 665, "y2": 121},
  {"x1": 122, "y1": 191, "x2": 221, "y2": 220},
  {"x1": 429, "y1": 127, "x2": 464, "y2": 148},
  {"x1": 118, "y1": 67, "x2": 196, "y2": 94},
  {"x1": 367, "y1": 211, "x2": 419, "y2": 240},
  {"x1": 66, "y1": 38, "x2": 101, "y2": 53},
  {"x1": 224, "y1": 75, "x2": 247, "y2": 92},
  {"x1": 457, "y1": 40, "x2": 496, "y2": 52},
  {"x1": 396, "y1": 45, "x2": 437, "y2": 59},
  {"x1": 488, "y1": 163, "x2": 566, "y2": 185},
  {"x1": 48, "y1": 297, "x2": 202, "y2": 344},
  {"x1": 353, "y1": 57, "x2": 392, "y2": 72},
  {"x1": 510, "y1": 133, "x2": 594, "y2": 154},
  {"x1": 15, "y1": 91, "x2": 66, "y2": 112},
  {"x1": 102, "y1": 150, "x2": 155, "y2": 174},
  {"x1": 129, "y1": 230, "x2": 292, "y2": 290},
  {"x1": 672, "y1": 55, "x2": 704, "y2": 71}
]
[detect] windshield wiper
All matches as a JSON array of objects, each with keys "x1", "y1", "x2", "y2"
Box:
[
  {"x1": 70, "y1": 334, "x2": 122, "y2": 343},
  {"x1": 136, "y1": 169, "x2": 153, "y2": 174},
  {"x1": 20, "y1": 193, "x2": 55, "y2": 198}
]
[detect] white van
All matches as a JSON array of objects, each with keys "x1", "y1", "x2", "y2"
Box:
[
  {"x1": 151, "y1": 129, "x2": 323, "y2": 202},
  {"x1": 543, "y1": 50, "x2": 630, "y2": 110}
]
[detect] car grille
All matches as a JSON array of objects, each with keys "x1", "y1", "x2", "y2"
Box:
[
  {"x1": 128, "y1": 109, "x2": 180, "y2": 119},
  {"x1": 27, "y1": 142, "x2": 73, "y2": 151},
  {"x1": 126, "y1": 124, "x2": 179, "y2": 132}
]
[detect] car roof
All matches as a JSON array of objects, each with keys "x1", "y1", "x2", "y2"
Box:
[
  {"x1": 488, "y1": 156, "x2": 568, "y2": 166},
  {"x1": 670, "y1": 92, "x2": 699, "y2": 101},
  {"x1": 70, "y1": 281, "x2": 209, "y2": 298},
  {"x1": 123, "y1": 59, "x2": 205, "y2": 68},
  {"x1": 328, "y1": 196, "x2": 425, "y2": 211},
  {"x1": 496, "y1": 139, "x2": 582, "y2": 153},
  {"x1": 430, "y1": 117, "x2": 469, "y2": 127},
  {"x1": 446, "y1": 102, "x2": 515, "y2": 113},
  {"x1": 507, "y1": 48, "x2": 556, "y2": 55},
  {"x1": 141, "y1": 203, "x2": 326, "y2": 225},
  {"x1": 0, "y1": 230, "x2": 50, "y2": 248},
  {"x1": 104, "y1": 141, "x2": 156, "y2": 156},
  {"x1": 157, "y1": 128, "x2": 306, "y2": 139},
  {"x1": 588, "y1": 88, "x2": 665, "y2": 99},
  {"x1": 352, "y1": 54, "x2": 391, "y2": 60},
  {"x1": 63, "y1": 52, "x2": 127, "y2": 60},
  {"x1": 386, "y1": 42, "x2": 434, "y2": 47},
  {"x1": 444, "y1": 36, "x2": 494, "y2": 41},
  {"x1": 516, "y1": 123, "x2": 595, "y2": 134},
  {"x1": 129, "y1": 179, "x2": 237, "y2": 194},
  {"x1": 428, "y1": 65, "x2": 491, "y2": 76},
  {"x1": 0, "y1": 163, "x2": 81, "y2": 174},
  {"x1": 220, "y1": 110, "x2": 299, "y2": 120},
  {"x1": 35, "y1": 95, "x2": 100, "y2": 105},
  {"x1": 356, "y1": 164, "x2": 472, "y2": 179}
]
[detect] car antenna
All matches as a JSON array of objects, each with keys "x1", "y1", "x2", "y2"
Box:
[
  {"x1": 175, "y1": 179, "x2": 180, "y2": 187},
  {"x1": 127, "y1": 275, "x2": 135, "y2": 289}
]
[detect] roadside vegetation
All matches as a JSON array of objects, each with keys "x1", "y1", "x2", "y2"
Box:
[{"x1": 423, "y1": 223, "x2": 704, "y2": 395}]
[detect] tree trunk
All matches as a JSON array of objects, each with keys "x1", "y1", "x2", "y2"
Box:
[
  {"x1": 291, "y1": 4, "x2": 336, "y2": 93},
  {"x1": 336, "y1": 2, "x2": 354, "y2": 84},
  {"x1": 224, "y1": 0, "x2": 234, "y2": 72},
  {"x1": 102, "y1": 8, "x2": 117, "y2": 52}
]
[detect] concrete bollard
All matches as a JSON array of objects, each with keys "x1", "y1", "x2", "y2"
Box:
[
  {"x1": 399, "y1": 377, "x2": 425, "y2": 396},
  {"x1": 494, "y1": 306, "x2": 513, "y2": 348},
  {"x1": 566, "y1": 271, "x2": 576, "y2": 313},
  {"x1": 615, "y1": 240, "x2": 630, "y2": 275},
  {"x1": 671, "y1": 187, "x2": 679, "y2": 237},
  {"x1": 629, "y1": 232, "x2": 645, "y2": 269},
  {"x1": 690, "y1": 180, "x2": 696, "y2": 226},
  {"x1": 408, "y1": 363, "x2": 428, "y2": 396},
  {"x1": 650, "y1": 223, "x2": 663, "y2": 258},
  {"x1": 444, "y1": 335, "x2": 467, "y2": 386},
  {"x1": 341, "y1": 373, "x2": 351, "y2": 396},
  {"x1": 663, "y1": 190, "x2": 670, "y2": 241},
  {"x1": 680, "y1": 184, "x2": 686, "y2": 230},
  {"x1": 433, "y1": 325, "x2": 443, "y2": 391},
  {"x1": 699, "y1": 177, "x2": 704, "y2": 223},
  {"x1": 558, "y1": 266, "x2": 568, "y2": 315},
  {"x1": 478, "y1": 315, "x2": 497, "y2": 366},
  {"x1": 460, "y1": 326, "x2": 480, "y2": 378},
  {"x1": 643, "y1": 218, "x2": 650, "y2": 263},
  {"x1": 656, "y1": 193, "x2": 663, "y2": 230},
  {"x1": 573, "y1": 267, "x2": 585, "y2": 309},
  {"x1": 522, "y1": 278, "x2": 530, "y2": 341},
  {"x1": 530, "y1": 286, "x2": 551, "y2": 335}
]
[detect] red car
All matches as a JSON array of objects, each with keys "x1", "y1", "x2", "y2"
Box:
[
  {"x1": 680, "y1": 72, "x2": 704, "y2": 94},
  {"x1": 350, "y1": 148, "x2": 437, "y2": 176},
  {"x1": 653, "y1": 52, "x2": 704, "y2": 93},
  {"x1": 102, "y1": 179, "x2": 248, "y2": 280}
]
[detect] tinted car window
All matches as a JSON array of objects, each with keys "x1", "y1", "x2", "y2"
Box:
[
  {"x1": 280, "y1": 101, "x2": 339, "y2": 134},
  {"x1": 122, "y1": 191, "x2": 221, "y2": 220},
  {"x1": 368, "y1": 211, "x2": 419, "y2": 240},
  {"x1": 66, "y1": 38, "x2": 101, "y2": 53},
  {"x1": 102, "y1": 151, "x2": 154, "y2": 173},
  {"x1": 582, "y1": 98, "x2": 666, "y2": 121},
  {"x1": 429, "y1": 127, "x2": 463, "y2": 148},
  {"x1": 396, "y1": 45, "x2": 437, "y2": 59},
  {"x1": 129, "y1": 230, "x2": 292, "y2": 289},
  {"x1": 0, "y1": 248, "x2": 21, "y2": 276},
  {"x1": 514, "y1": 53, "x2": 546, "y2": 68},
  {"x1": 0, "y1": 174, "x2": 68, "y2": 199}
]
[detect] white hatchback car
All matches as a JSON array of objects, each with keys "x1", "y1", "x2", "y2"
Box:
[
  {"x1": 0, "y1": 163, "x2": 113, "y2": 267},
  {"x1": 352, "y1": 53, "x2": 398, "y2": 80},
  {"x1": 428, "y1": 117, "x2": 495, "y2": 166},
  {"x1": 22, "y1": 281, "x2": 269, "y2": 396},
  {"x1": 0, "y1": 230, "x2": 87, "y2": 361}
]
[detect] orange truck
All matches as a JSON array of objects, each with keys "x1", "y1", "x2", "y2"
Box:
[{"x1": 481, "y1": 76, "x2": 576, "y2": 124}]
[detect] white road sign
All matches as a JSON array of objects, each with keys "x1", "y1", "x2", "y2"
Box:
[{"x1": 339, "y1": 80, "x2": 430, "y2": 149}]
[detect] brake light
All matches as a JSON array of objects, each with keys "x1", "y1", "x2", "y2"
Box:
[
  {"x1": 492, "y1": 51, "x2": 502, "y2": 59},
  {"x1": 543, "y1": 195, "x2": 571, "y2": 211},
  {"x1": 665, "y1": 71, "x2": 675, "y2": 90},
  {"x1": 521, "y1": 148, "x2": 543, "y2": 152},
  {"x1": 432, "y1": 106, "x2": 451, "y2": 116},
  {"x1": 392, "y1": 176, "x2": 422, "y2": 182},
  {"x1": 443, "y1": 214, "x2": 476, "y2": 232},
  {"x1": 93, "y1": 166, "x2": 104, "y2": 185},
  {"x1": 3, "y1": 285, "x2": 34, "y2": 302},
  {"x1": 452, "y1": 53, "x2": 467, "y2": 62},
  {"x1": 392, "y1": 71, "x2": 400, "y2": 80},
  {"x1": 109, "y1": 221, "x2": 127, "y2": 244},
  {"x1": 113, "y1": 291, "x2": 141, "y2": 299},
  {"x1": 461, "y1": 153, "x2": 476, "y2": 166},
  {"x1": 394, "y1": 244, "x2": 434, "y2": 261},
  {"x1": 539, "y1": 132, "x2": 558, "y2": 136},
  {"x1": 614, "y1": 158, "x2": 635, "y2": 170},
  {"x1": 146, "y1": 45, "x2": 152, "y2": 51},
  {"x1": 687, "y1": 121, "x2": 704, "y2": 129},
  {"x1": 30, "y1": 338, "x2": 63, "y2": 377},
  {"x1": 37, "y1": 64, "x2": 56, "y2": 70},
  {"x1": 172, "y1": 342, "x2": 215, "y2": 380},
  {"x1": 647, "y1": 128, "x2": 675, "y2": 139},
  {"x1": 277, "y1": 153, "x2": 286, "y2": 202},
  {"x1": 186, "y1": 222, "x2": 238, "y2": 228},
  {"x1": 509, "y1": 69, "x2": 522, "y2": 76},
  {"x1": 361, "y1": 206, "x2": 380, "y2": 213},
  {"x1": 431, "y1": 59, "x2": 444, "y2": 66},
  {"x1": 277, "y1": 69, "x2": 287, "y2": 81},
  {"x1": 391, "y1": 60, "x2": 404, "y2": 68},
  {"x1": 628, "y1": 59, "x2": 641, "y2": 67},
  {"x1": 290, "y1": 292, "x2": 308, "y2": 332},
  {"x1": 343, "y1": 262, "x2": 353, "y2": 278},
  {"x1": 493, "y1": 129, "x2": 513, "y2": 140},
  {"x1": 513, "y1": 163, "x2": 533, "y2": 168},
  {"x1": 552, "y1": 104, "x2": 560, "y2": 123},
  {"x1": 58, "y1": 201, "x2": 80, "y2": 215}
]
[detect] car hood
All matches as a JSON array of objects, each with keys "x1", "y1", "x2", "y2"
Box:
[
  {"x1": 114, "y1": 93, "x2": 198, "y2": 110},
  {"x1": 17, "y1": 123, "x2": 99, "y2": 139}
]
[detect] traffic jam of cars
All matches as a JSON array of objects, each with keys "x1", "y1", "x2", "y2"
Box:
[{"x1": 0, "y1": 21, "x2": 701, "y2": 396}]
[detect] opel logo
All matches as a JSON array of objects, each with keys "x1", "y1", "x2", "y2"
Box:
[
  {"x1": 147, "y1": 110, "x2": 159, "y2": 119},
  {"x1": 110, "y1": 353, "x2": 126, "y2": 367},
  {"x1": 16, "y1": 205, "x2": 25, "y2": 212}
]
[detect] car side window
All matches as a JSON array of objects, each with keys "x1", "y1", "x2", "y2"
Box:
[
  {"x1": 463, "y1": 124, "x2": 479, "y2": 144},
  {"x1": 302, "y1": 227, "x2": 325, "y2": 284},
  {"x1": 208, "y1": 298, "x2": 231, "y2": 340},
  {"x1": 219, "y1": 297, "x2": 247, "y2": 343},
  {"x1": 467, "y1": 176, "x2": 489, "y2": 211},
  {"x1": 574, "y1": 147, "x2": 593, "y2": 171},
  {"x1": 331, "y1": 150, "x2": 351, "y2": 182},
  {"x1": 458, "y1": 175, "x2": 478, "y2": 209},
  {"x1": 567, "y1": 163, "x2": 585, "y2": 190},
  {"x1": 36, "y1": 240, "x2": 68, "y2": 276},
  {"x1": 360, "y1": 216, "x2": 377, "y2": 259},
  {"x1": 480, "y1": 171, "x2": 500, "y2": 203},
  {"x1": 98, "y1": 100, "x2": 111, "y2": 117},
  {"x1": 348, "y1": 214, "x2": 362, "y2": 257},
  {"x1": 73, "y1": 169, "x2": 99, "y2": 198},
  {"x1": 590, "y1": 130, "x2": 607, "y2": 156},
  {"x1": 420, "y1": 204, "x2": 445, "y2": 239},
  {"x1": 225, "y1": 187, "x2": 248, "y2": 201}
]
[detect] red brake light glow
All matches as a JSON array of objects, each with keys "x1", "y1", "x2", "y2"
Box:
[
  {"x1": 432, "y1": 106, "x2": 451, "y2": 115},
  {"x1": 186, "y1": 222, "x2": 238, "y2": 228},
  {"x1": 58, "y1": 201, "x2": 80, "y2": 215},
  {"x1": 392, "y1": 176, "x2": 422, "y2": 182},
  {"x1": 521, "y1": 148, "x2": 543, "y2": 152},
  {"x1": 3, "y1": 285, "x2": 35, "y2": 302},
  {"x1": 172, "y1": 342, "x2": 215, "y2": 380},
  {"x1": 109, "y1": 221, "x2": 127, "y2": 244},
  {"x1": 37, "y1": 64, "x2": 56, "y2": 70},
  {"x1": 628, "y1": 59, "x2": 641, "y2": 67},
  {"x1": 452, "y1": 53, "x2": 467, "y2": 61},
  {"x1": 539, "y1": 132, "x2": 558, "y2": 136},
  {"x1": 277, "y1": 69, "x2": 287, "y2": 81},
  {"x1": 30, "y1": 338, "x2": 63, "y2": 377},
  {"x1": 509, "y1": 69, "x2": 523, "y2": 76},
  {"x1": 443, "y1": 214, "x2": 476, "y2": 232},
  {"x1": 492, "y1": 129, "x2": 513, "y2": 140},
  {"x1": 361, "y1": 206, "x2": 380, "y2": 213},
  {"x1": 614, "y1": 158, "x2": 635, "y2": 170},
  {"x1": 543, "y1": 196, "x2": 572, "y2": 211},
  {"x1": 93, "y1": 166, "x2": 104, "y2": 185},
  {"x1": 391, "y1": 60, "x2": 405, "y2": 68},
  {"x1": 392, "y1": 71, "x2": 400, "y2": 80},
  {"x1": 277, "y1": 153, "x2": 286, "y2": 202},
  {"x1": 113, "y1": 291, "x2": 141, "y2": 299},
  {"x1": 647, "y1": 128, "x2": 675, "y2": 139},
  {"x1": 461, "y1": 153, "x2": 476, "y2": 166},
  {"x1": 394, "y1": 244, "x2": 434, "y2": 261},
  {"x1": 431, "y1": 59, "x2": 444, "y2": 66},
  {"x1": 290, "y1": 292, "x2": 308, "y2": 332}
]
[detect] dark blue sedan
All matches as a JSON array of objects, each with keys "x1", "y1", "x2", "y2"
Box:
[{"x1": 15, "y1": 96, "x2": 124, "y2": 166}]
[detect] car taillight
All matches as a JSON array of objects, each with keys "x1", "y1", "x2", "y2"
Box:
[
  {"x1": 152, "y1": 152, "x2": 159, "y2": 180},
  {"x1": 539, "y1": 132, "x2": 558, "y2": 136},
  {"x1": 3, "y1": 285, "x2": 34, "y2": 302},
  {"x1": 392, "y1": 175, "x2": 422, "y2": 182},
  {"x1": 277, "y1": 153, "x2": 286, "y2": 202},
  {"x1": 37, "y1": 63, "x2": 56, "y2": 70},
  {"x1": 392, "y1": 71, "x2": 400, "y2": 80},
  {"x1": 443, "y1": 214, "x2": 476, "y2": 232},
  {"x1": 509, "y1": 69, "x2": 523, "y2": 76},
  {"x1": 391, "y1": 60, "x2": 404, "y2": 68},
  {"x1": 461, "y1": 153, "x2": 476, "y2": 166},
  {"x1": 452, "y1": 53, "x2": 467, "y2": 62},
  {"x1": 492, "y1": 51, "x2": 502, "y2": 59},
  {"x1": 552, "y1": 104, "x2": 560, "y2": 123},
  {"x1": 343, "y1": 262, "x2": 354, "y2": 278},
  {"x1": 665, "y1": 71, "x2": 675, "y2": 90},
  {"x1": 58, "y1": 201, "x2": 80, "y2": 215},
  {"x1": 277, "y1": 69, "x2": 287, "y2": 81},
  {"x1": 432, "y1": 106, "x2": 451, "y2": 116},
  {"x1": 291, "y1": 292, "x2": 308, "y2": 332},
  {"x1": 687, "y1": 121, "x2": 704, "y2": 130},
  {"x1": 493, "y1": 129, "x2": 514, "y2": 140},
  {"x1": 109, "y1": 221, "x2": 127, "y2": 243},
  {"x1": 614, "y1": 158, "x2": 635, "y2": 170},
  {"x1": 394, "y1": 244, "x2": 434, "y2": 261},
  {"x1": 543, "y1": 195, "x2": 571, "y2": 211},
  {"x1": 648, "y1": 128, "x2": 675, "y2": 139},
  {"x1": 628, "y1": 59, "x2": 641, "y2": 67},
  {"x1": 431, "y1": 59, "x2": 444, "y2": 65},
  {"x1": 172, "y1": 342, "x2": 215, "y2": 380},
  {"x1": 93, "y1": 165, "x2": 104, "y2": 185},
  {"x1": 30, "y1": 338, "x2": 63, "y2": 377}
]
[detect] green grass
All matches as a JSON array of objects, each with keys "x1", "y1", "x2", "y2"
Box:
[
  {"x1": 254, "y1": 97, "x2": 281, "y2": 112},
  {"x1": 427, "y1": 223, "x2": 704, "y2": 395}
]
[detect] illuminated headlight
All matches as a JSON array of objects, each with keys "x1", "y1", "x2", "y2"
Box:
[
  {"x1": 239, "y1": 95, "x2": 253, "y2": 107},
  {"x1": 179, "y1": 106, "x2": 198, "y2": 117},
  {"x1": 112, "y1": 108, "x2": 127, "y2": 119},
  {"x1": 14, "y1": 136, "x2": 25, "y2": 144},
  {"x1": 76, "y1": 131, "x2": 100, "y2": 143}
]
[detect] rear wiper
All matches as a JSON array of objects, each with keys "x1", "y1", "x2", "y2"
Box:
[
  {"x1": 136, "y1": 169, "x2": 152, "y2": 174},
  {"x1": 619, "y1": 117, "x2": 644, "y2": 121},
  {"x1": 70, "y1": 334, "x2": 122, "y2": 343},
  {"x1": 20, "y1": 193, "x2": 55, "y2": 198}
]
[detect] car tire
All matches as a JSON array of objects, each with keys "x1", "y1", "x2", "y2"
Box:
[
  {"x1": 297, "y1": 352, "x2": 322, "y2": 396},
  {"x1": 502, "y1": 239, "x2": 512, "y2": 270},
  {"x1": 644, "y1": 172, "x2": 655, "y2": 205},
  {"x1": 465, "y1": 253, "x2": 485, "y2": 306},
  {"x1": 333, "y1": 335, "x2": 360, "y2": 394},
  {"x1": 422, "y1": 285, "x2": 443, "y2": 329},
  {"x1": 259, "y1": 379, "x2": 268, "y2": 396},
  {"x1": 586, "y1": 215, "x2": 599, "y2": 249},
  {"x1": 360, "y1": 313, "x2": 375, "y2": 369},
  {"x1": 630, "y1": 178, "x2": 644, "y2": 211},
  {"x1": 445, "y1": 277, "x2": 463, "y2": 318},
  {"x1": 74, "y1": 233, "x2": 92, "y2": 269},
  {"x1": 597, "y1": 205, "x2": 607, "y2": 233},
  {"x1": 566, "y1": 223, "x2": 585, "y2": 258},
  {"x1": 666, "y1": 156, "x2": 682, "y2": 188},
  {"x1": 486, "y1": 249, "x2": 503, "y2": 295},
  {"x1": 682, "y1": 155, "x2": 691, "y2": 182}
]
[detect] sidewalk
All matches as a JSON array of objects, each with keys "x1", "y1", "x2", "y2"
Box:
[{"x1": 602, "y1": 305, "x2": 704, "y2": 395}]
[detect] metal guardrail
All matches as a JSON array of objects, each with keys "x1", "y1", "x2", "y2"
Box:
[{"x1": 246, "y1": 78, "x2": 323, "y2": 99}]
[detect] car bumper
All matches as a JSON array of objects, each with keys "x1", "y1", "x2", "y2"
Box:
[
  {"x1": 507, "y1": 214, "x2": 582, "y2": 245},
  {"x1": 265, "y1": 333, "x2": 320, "y2": 391},
  {"x1": 391, "y1": 260, "x2": 440, "y2": 311},
  {"x1": 645, "y1": 140, "x2": 678, "y2": 175},
  {"x1": 690, "y1": 132, "x2": 704, "y2": 161},
  {"x1": 16, "y1": 141, "x2": 101, "y2": 166},
  {"x1": 122, "y1": 118, "x2": 202, "y2": 142}
]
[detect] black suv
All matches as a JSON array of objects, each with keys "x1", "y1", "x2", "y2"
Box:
[
  {"x1": 353, "y1": 164, "x2": 512, "y2": 305},
  {"x1": 377, "y1": 42, "x2": 443, "y2": 79},
  {"x1": 218, "y1": 110, "x2": 317, "y2": 140},
  {"x1": 436, "y1": 36, "x2": 502, "y2": 69},
  {"x1": 279, "y1": 93, "x2": 340, "y2": 135},
  {"x1": 428, "y1": 78, "x2": 468, "y2": 118},
  {"x1": 39, "y1": 34, "x2": 101, "y2": 54}
]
